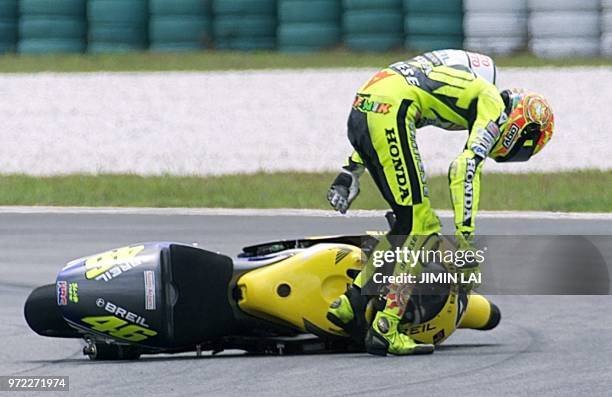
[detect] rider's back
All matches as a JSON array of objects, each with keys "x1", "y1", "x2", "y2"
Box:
[{"x1": 357, "y1": 61, "x2": 501, "y2": 133}]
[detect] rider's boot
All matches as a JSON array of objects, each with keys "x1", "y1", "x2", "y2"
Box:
[
  {"x1": 363, "y1": 233, "x2": 437, "y2": 356},
  {"x1": 327, "y1": 285, "x2": 368, "y2": 344},
  {"x1": 365, "y1": 310, "x2": 434, "y2": 356},
  {"x1": 326, "y1": 234, "x2": 395, "y2": 342}
]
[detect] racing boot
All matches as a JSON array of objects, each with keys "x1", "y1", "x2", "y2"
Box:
[
  {"x1": 327, "y1": 285, "x2": 368, "y2": 344},
  {"x1": 365, "y1": 310, "x2": 434, "y2": 356}
]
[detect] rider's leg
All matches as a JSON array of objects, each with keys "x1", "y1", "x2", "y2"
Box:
[
  {"x1": 327, "y1": 96, "x2": 441, "y2": 353},
  {"x1": 326, "y1": 209, "x2": 414, "y2": 343},
  {"x1": 356, "y1": 99, "x2": 441, "y2": 355},
  {"x1": 327, "y1": 107, "x2": 388, "y2": 342},
  {"x1": 364, "y1": 202, "x2": 441, "y2": 356},
  {"x1": 327, "y1": 208, "x2": 409, "y2": 342}
]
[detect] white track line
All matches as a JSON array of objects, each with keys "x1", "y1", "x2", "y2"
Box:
[{"x1": 0, "y1": 206, "x2": 611, "y2": 220}]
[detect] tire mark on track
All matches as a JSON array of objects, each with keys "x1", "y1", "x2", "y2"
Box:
[
  {"x1": 9, "y1": 349, "x2": 83, "y2": 376},
  {"x1": 351, "y1": 322, "x2": 534, "y2": 397}
]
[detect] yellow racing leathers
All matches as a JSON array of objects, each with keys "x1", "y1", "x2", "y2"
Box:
[
  {"x1": 348, "y1": 60, "x2": 506, "y2": 245},
  {"x1": 329, "y1": 58, "x2": 506, "y2": 353}
]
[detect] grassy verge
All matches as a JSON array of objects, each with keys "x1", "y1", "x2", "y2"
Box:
[
  {"x1": 0, "y1": 170, "x2": 610, "y2": 212},
  {"x1": 0, "y1": 51, "x2": 612, "y2": 73}
]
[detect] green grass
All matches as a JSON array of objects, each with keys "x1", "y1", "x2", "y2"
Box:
[
  {"x1": 0, "y1": 170, "x2": 610, "y2": 212},
  {"x1": 0, "y1": 51, "x2": 611, "y2": 73}
]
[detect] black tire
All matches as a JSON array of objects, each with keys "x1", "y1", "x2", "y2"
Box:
[
  {"x1": 403, "y1": 0, "x2": 462, "y2": 14},
  {"x1": 213, "y1": 16, "x2": 276, "y2": 37},
  {"x1": 18, "y1": 38, "x2": 85, "y2": 53},
  {"x1": 215, "y1": 37, "x2": 276, "y2": 50},
  {"x1": 343, "y1": 0, "x2": 401, "y2": 10},
  {"x1": 87, "y1": 0, "x2": 148, "y2": 24},
  {"x1": 480, "y1": 301, "x2": 501, "y2": 330},
  {"x1": 87, "y1": 342, "x2": 141, "y2": 361},
  {"x1": 150, "y1": 16, "x2": 212, "y2": 43},
  {"x1": 150, "y1": 0, "x2": 211, "y2": 15},
  {"x1": 149, "y1": 42, "x2": 205, "y2": 51},
  {"x1": 24, "y1": 284, "x2": 81, "y2": 338},
  {"x1": 278, "y1": 45, "x2": 332, "y2": 52},
  {"x1": 345, "y1": 34, "x2": 402, "y2": 52},
  {"x1": 343, "y1": 10, "x2": 403, "y2": 34},
  {"x1": 212, "y1": 0, "x2": 277, "y2": 15},
  {"x1": 0, "y1": 41, "x2": 15, "y2": 52},
  {"x1": 20, "y1": 17, "x2": 86, "y2": 39},
  {"x1": 0, "y1": 0, "x2": 18, "y2": 18},
  {"x1": 20, "y1": 0, "x2": 86, "y2": 16},
  {"x1": 405, "y1": 35, "x2": 463, "y2": 51},
  {"x1": 87, "y1": 42, "x2": 147, "y2": 52},
  {"x1": 404, "y1": 14, "x2": 463, "y2": 36},
  {"x1": 279, "y1": 0, "x2": 341, "y2": 23},
  {"x1": 88, "y1": 24, "x2": 147, "y2": 43},
  {"x1": 278, "y1": 23, "x2": 340, "y2": 47},
  {"x1": 0, "y1": 20, "x2": 17, "y2": 42},
  {"x1": 405, "y1": 35, "x2": 463, "y2": 52}
]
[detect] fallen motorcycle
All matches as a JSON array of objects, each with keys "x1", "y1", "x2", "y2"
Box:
[{"x1": 24, "y1": 231, "x2": 500, "y2": 360}]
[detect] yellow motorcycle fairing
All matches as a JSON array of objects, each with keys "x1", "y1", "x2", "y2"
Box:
[
  {"x1": 237, "y1": 242, "x2": 499, "y2": 344},
  {"x1": 237, "y1": 243, "x2": 362, "y2": 337}
]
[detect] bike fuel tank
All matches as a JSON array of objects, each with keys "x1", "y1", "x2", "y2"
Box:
[{"x1": 236, "y1": 243, "x2": 362, "y2": 337}]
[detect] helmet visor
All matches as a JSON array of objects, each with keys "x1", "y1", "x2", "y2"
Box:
[{"x1": 494, "y1": 124, "x2": 542, "y2": 163}]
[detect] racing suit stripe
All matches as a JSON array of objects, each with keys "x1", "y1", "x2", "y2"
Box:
[
  {"x1": 396, "y1": 99, "x2": 423, "y2": 205},
  {"x1": 346, "y1": 109, "x2": 397, "y2": 206},
  {"x1": 449, "y1": 150, "x2": 484, "y2": 233},
  {"x1": 463, "y1": 156, "x2": 483, "y2": 228}
]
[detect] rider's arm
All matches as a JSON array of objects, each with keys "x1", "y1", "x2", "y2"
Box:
[
  {"x1": 449, "y1": 87, "x2": 505, "y2": 235},
  {"x1": 346, "y1": 151, "x2": 365, "y2": 170},
  {"x1": 449, "y1": 149, "x2": 484, "y2": 236}
]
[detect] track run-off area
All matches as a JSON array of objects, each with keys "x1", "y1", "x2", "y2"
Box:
[{"x1": 2, "y1": 68, "x2": 612, "y2": 176}]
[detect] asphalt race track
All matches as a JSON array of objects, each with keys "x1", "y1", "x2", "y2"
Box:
[{"x1": 1, "y1": 211, "x2": 611, "y2": 396}]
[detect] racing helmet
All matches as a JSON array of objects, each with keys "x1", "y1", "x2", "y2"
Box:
[{"x1": 490, "y1": 89, "x2": 554, "y2": 163}]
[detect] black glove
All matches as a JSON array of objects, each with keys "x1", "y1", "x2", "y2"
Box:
[{"x1": 327, "y1": 165, "x2": 363, "y2": 214}]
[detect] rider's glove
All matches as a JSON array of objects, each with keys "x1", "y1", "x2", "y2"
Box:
[
  {"x1": 327, "y1": 164, "x2": 364, "y2": 214},
  {"x1": 454, "y1": 231, "x2": 482, "y2": 291}
]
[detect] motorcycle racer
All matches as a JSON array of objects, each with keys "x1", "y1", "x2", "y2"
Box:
[{"x1": 326, "y1": 50, "x2": 554, "y2": 356}]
